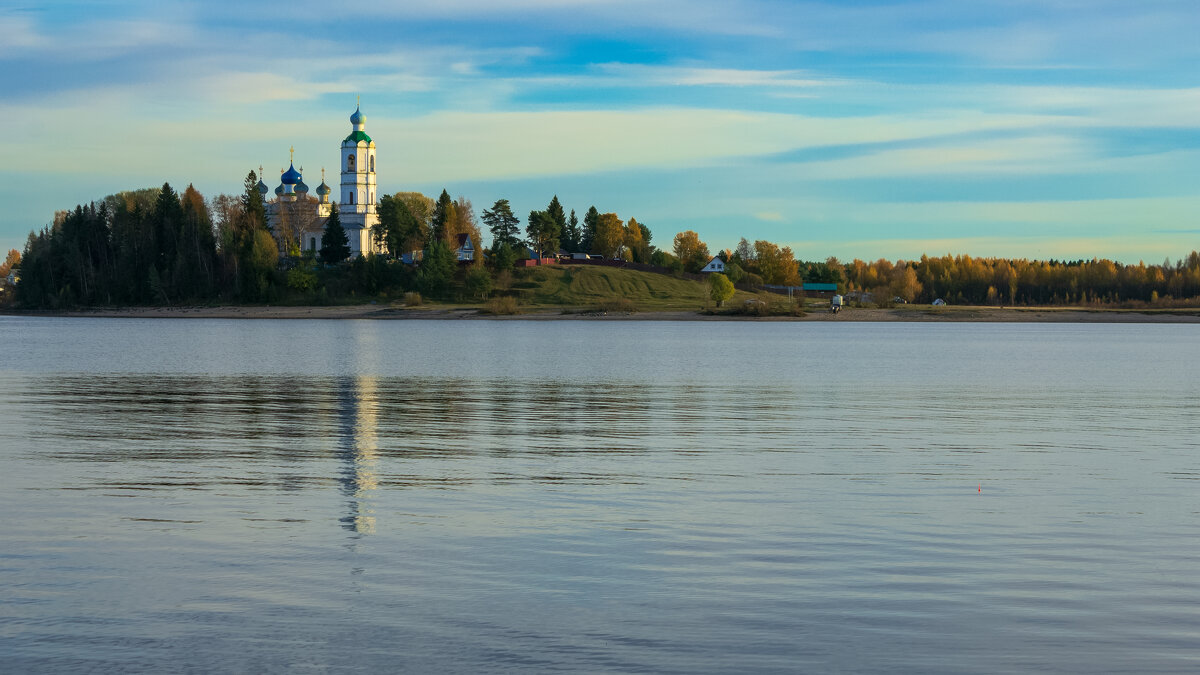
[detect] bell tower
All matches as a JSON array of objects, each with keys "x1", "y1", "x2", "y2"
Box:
[{"x1": 341, "y1": 98, "x2": 376, "y2": 216}]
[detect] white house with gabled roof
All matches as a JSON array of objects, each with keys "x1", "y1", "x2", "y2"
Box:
[{"x1": 700, "y1": 256, "x2": 726, "y2": 273}]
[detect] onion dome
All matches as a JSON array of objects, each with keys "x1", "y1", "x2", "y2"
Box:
[
  {"x1": 316, "y1": 181, "x2": 331, "y2": 197},
  {"x1": 350, "y1": 105, "x2": 365, "y2": 126},
  {"x1": 257, "y1": 179, "x2": 269, "y2": 194},
  {"x1": 281, "y1": 162, "x2": 302, "y2": 185},
  {"x1": 295, "y1": 179, "x2": 309, "y2": 194},
  {"x1": 274, "y1": 184, "x2": 284, "y2": 196}
]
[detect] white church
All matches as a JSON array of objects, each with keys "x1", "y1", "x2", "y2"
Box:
[{"x1": 260, "y1": 104, "x2": 381, "y2": 257}]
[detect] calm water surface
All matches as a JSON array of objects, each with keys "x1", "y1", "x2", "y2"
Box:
[{"x1": 1, "y1": 317, "x2": 1199, "y2": 673}]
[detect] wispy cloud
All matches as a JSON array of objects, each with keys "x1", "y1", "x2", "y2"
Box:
[{"x1": 2, "y1": 0, "x2": 1200, "y2": 262}]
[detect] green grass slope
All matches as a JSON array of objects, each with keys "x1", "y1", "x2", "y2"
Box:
[{"x1": 507, "y1": 265, "x2": 717, "y2": 310}]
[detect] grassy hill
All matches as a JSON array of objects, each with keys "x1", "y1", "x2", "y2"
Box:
[
  {"x1": 484, "y1": 264, "x2": 813, "y2": 315},
  {"x1": 502, "y1": 265, "x2": 715, "y2": 311}
]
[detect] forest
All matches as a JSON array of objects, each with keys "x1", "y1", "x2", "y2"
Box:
[{"x1": 8, "y1": 173, "x2": 1200, "y2": 310}]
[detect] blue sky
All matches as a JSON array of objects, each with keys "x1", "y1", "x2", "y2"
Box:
[{"x1": 2, "y1": 0, "x2": 1198, "y2": 262}]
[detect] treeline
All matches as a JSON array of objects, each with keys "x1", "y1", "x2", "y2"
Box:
[
  {"x1": 12, "y1": 174, "x2": 670, "y2": 308},
  {"x1": 17, "y1": 174, "x2": 278, "y2": 307},
  {"x1": 833, "y1": 253, "x2": 1200, "y2": 306},
  {"x1": 14, "y1": 171, "x2": 1200, "y2": 309},
  {"x1": 664, "y1": 231, "x2": 1200, "y2": 307}
]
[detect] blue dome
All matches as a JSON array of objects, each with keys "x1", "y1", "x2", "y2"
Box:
[
  {"x1": 295, "y1": 179, "x2": 309, "y2": 193},
  {"x1": 281, "y1": 162, "x2": 302, "y2": 185},
  {"x1": 274, "y1": 184, "x2": 284, "y2": 196},
  {"x1": 315, "y1": 181, "x2": 331, "y2": 196},
  {"x1": 350, "y1": 105, "x2": 365, "y2": 126},
  {"x1": 256, "y1": 179, "x2": 269, "y2": 194}
]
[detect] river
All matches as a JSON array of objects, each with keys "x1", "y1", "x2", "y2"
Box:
[{"x1": 1, "y1": 317, "x2": 1198, "y2": 672}]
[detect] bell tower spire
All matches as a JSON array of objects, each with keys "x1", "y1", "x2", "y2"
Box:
[{"x1": 339, "y1": 101, "x2": 379, "y2": 256}]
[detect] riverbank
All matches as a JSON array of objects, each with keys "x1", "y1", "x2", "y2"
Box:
[{"x1": 7, "y1": 304, "x2": 1200, "y2": 322}]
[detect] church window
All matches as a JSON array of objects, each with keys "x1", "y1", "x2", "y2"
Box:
[
  {"x1": 348, "y1": 192, "x2": 354, "y2": 205},
  {"x1": 310, "y1": 237, "x2": 316, "y2": 251},
  {"x1": 370, "y1": 155, "x2": 375, "y2": 172},
  {"x1": 347, "y1": 154, "x2": 355, "y2": 172}
]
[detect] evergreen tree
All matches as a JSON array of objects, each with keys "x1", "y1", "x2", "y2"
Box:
[
  {"x1": 491, "y1": 241, "x2": 517, "y2": 270},
  {"x1": 152, "y1": 182, "x2": 181, "y2": 283},
  {"x1": 319, "y1": 205, "x2": 351, "y2": 264},
  {"x1": 234, "y1": 172, "x2": 274, "y2": 300},
  {"x1": 430, "y1": 189, "x2": 453, "y2": 243},
  {"x1": 482, "y1": 198, "x2": 522, "y2": 250},
  {"x1": 242, "y1": 171, "x2": 267, "y2": 232},
  {"x1": 581, "y1": 206, "x2": 600, "y2": 254},
  {"x1": 562, "y1": 209, "x2": 580, "y2": 252},
  {"x1": 418, "y1": 239, "x2": 456, "y2": 295},
  {"x1": 546, "y1": 196, "x2": 567, "y2": 252}
]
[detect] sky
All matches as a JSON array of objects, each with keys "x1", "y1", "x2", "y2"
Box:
[{"x1": 1, "y1": 0, "x2": 1198, "y2": 263}]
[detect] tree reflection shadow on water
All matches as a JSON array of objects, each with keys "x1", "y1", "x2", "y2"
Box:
[{"x1": 18, "y1": 374, "x2": 801, "y2": 534}]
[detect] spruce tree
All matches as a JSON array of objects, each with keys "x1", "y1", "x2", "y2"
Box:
[
  {"x1": 430, "y1": 189, "x2": 453, "y2": 243},
  {"x1": 242, "y1": 171, "x2": 267, "y2": 232},
  {"x1": 418, "y1": 239, "x2": 456, "y2": 295},
  {"x1": 319, "y1": 205, "x2": 351, "y2": 264},
  {"x1": 581, "y1": 206, "x2": 600, "y2": 254},
  {"x1": 152, "y1": 182, "x2": 181, "y2": 280},
  {"x1": 546, "y1": 196, "x2": 567, "y2": 252},
  {"x1": 563, "y1": 209, "x2": 580, "y2": 252}
]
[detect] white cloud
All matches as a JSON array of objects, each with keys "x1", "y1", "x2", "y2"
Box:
[
  {"x1": 592, "y1": 64, "x2": 833, "y2": 89},
  {"x1": 0, "y1": 14, "x2": 45, "y2": 54}
]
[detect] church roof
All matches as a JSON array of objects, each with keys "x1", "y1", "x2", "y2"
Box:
[
  {"x1": 343, "y1": 130, "x2": 373, "y2": 144},
  {"x1": 350, "y1": 105, "x2": 366, "y2": 126},
  {"x1": 316, "y1": 181, "x2": 331, "y2": 196},
  {"x1": 281, "y1": 162, "x2": 302, "y2": 185}
]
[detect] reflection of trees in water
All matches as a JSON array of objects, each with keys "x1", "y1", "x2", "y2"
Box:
[
  {"x1": 24, "y1": 374, "x2": 801, "y2": 520},
  {"x1": 31, "y1": 374, "x2": 798, "y2": 461}
]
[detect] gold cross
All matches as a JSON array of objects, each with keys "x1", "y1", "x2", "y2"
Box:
[
  {"x1": 289, "y1": 146, "x2": 294, "y2": 163},
  {"x1": 357, "y1": 95, "x2": 360, "y2": 108}
]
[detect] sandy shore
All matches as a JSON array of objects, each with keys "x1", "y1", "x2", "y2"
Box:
[{"x1": 6, "y1": 305, "x2": 1200, "y2": 322}]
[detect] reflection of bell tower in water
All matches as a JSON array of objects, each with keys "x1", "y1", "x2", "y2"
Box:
[{"x1": 336, "y1": 375, "x2": 379, "y2": 535}]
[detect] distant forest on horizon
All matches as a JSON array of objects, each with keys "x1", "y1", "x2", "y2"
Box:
[{"x1": 7, "y1": 178, "x2": 1200, "y2": 310}]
